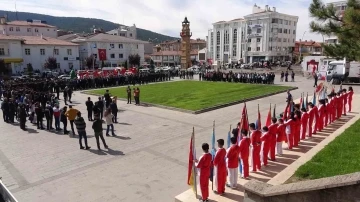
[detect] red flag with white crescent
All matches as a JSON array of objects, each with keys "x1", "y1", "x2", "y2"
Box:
[{"x1": 98, "y1": 49, "x2": 107, "y2": 61}]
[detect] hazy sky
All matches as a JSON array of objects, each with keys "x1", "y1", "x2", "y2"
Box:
[{"x1": 1, "y1": 0, "x2": 333, "y2": 41}]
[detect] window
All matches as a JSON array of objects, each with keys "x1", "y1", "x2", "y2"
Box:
[
  {"x1": 40, "y1": 49, "x2": 45, "y2": 55},
  {"x1": 278, "y1": 38, "x2": 281, "y2": 42},
  {"x1": 269, "y1": 37, "x2": 272, "y2": 42},
  {"x1": 25, "y1": 49, "x2": 30, "y2": 55},
  {"x1": 289, "y1": 29, "x2": 291, "y2": 34},
  {"x1": 279, "y1": 19, "x2": 283, "y2": 24},
  {"x1": 248, "y1": 20, "x2": 252, "y2": 25},
  {"x1": 247, "y1": 47, "x2": 251, "y2": 51},
  {"x1": 110, "y1": 44, "x2": 114, "y2": 48},
  {"x1": 294, "y1": 22, "x2": 296, "y2": 26},
  {"x1": 272, "y1": 18, "x2": 278, "y2": 23},
  {"x1": 119, "y1": 44, "x2": 123, "y2": 49},
  {"x1": 224, "y1": 30, "x2": 229, "y2": 52},
  {"x1": 216, "y1": 31, "x2": 220, "y2": 45},
  {"x1": 256, "y1": 38, "x2": 261, "y2": 42},
  {"x1": 269, "y1": 46, "x2": 272, "y2": 51},
  {"x1": 68, "y1": 63, "x2": 73, "y2": 69},
  {"x1": 0, "y1": 48, "x2": 5, "y2": 55},
  {"x1": 16, "y1": 27, "x2": 20, "y2": 32},
  {"x1": 67, "y1": 49, "x2": 72, "y2": 55},
  {"x1": 57, "y1": 63, "x2": 60, "y2": 69},
  {"x1": 285, "y1": 20, "x2": 288, "y2": 25},
  {"x1": 256, "y1": 47, "x2": 260, "y2": 51},
  {"x1": 35, "y1": 28, "x2": 38, "y2": 32},
  {"x1": 233, "y1": 29, "x2": 237, "y2": 44},
  {"x1": 27, "y1": 28, "x2": 31, "y2": 32},
  {"x1": 256, "y1": 28, "x2": 261, "y2": 33},
  {"x1": 293, "y1": 30, "x2": 296, "y2": 34},
  {"x1": 119, "y1": 54, "x2": 123, "y2": 58},
  {"x1": 284, "y1": 29, "x2": 288, "y2": 34},
  {"x1": 278, "y1": 28, "x2": 282, "y2": 33},
  {"x1": 54, "y1": 49, "x2": 59, "y2": 55},
  {"x1": 248, "y1": 38, "x2": 251, "y2": 42},
  {"x1": 233, "y1": 45, "x2": 237, "y2": 56},
  {"x1": 9, "y1": 27, "x2": 13, "y2": 31},
  {"x1": 136, "y1": 44, "x2": 138, "y2": 49},
  {"x1": 293, "y1": 39, "x2": 295, "y2": 43},
  {"x1": 283, "y1": 38, "x2": 287, "y2": 42},
  {"x1": 130, "y1": 33, "x2": 133, "y2": 37},
  {"x1": 110, "y1": 54, "x2": 115, "y2": 58},
  {"x1": 216, "y1": 46, "x2": 220, "y2": 59}
]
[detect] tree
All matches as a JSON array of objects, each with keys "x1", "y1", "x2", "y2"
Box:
[
  {"x1": 128, "y1": 54, "x2": 141, "y2": 67},
  {"x1": 309, "y1": 0, "x2": 360, "y2": 60},
  {"x1": 124, "y1": 60, "x2": 128, "y2": 69},
  {"x1": 27, "y1": 63, "x2": 33, "y2": 76},
  {"x1": 85, "y1": 55, "x2": 96, "y2": 69},
  {"x1": 0, "y1": 59, "x2": 8, "y2": 75},
  {"x1": 44, "y1": 56, "x2": 58, "y2": 70}
]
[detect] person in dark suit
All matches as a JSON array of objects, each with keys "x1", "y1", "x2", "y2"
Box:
[
  {"x1": 94, "y1": 97, "x2": 104, "y2": 119},
  {"x1": 232, "y1": 122, "x2": 240, "y2": 139},
  {"x1": 104, "y1": 90, "x2": 111, "y2": 108},
  {"x1": 85, "y1": 97, "x2": 94, "y2": 121},
  {"x1": 110, "y1": 99, "x2": 118, "y2": 123}
]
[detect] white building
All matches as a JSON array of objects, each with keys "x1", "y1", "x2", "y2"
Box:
[
  {"x1": 207, "y1": 4, "x2": 298, "y2": 64},
  {"x1": 0, "y1": 17, "x2": 57, "y2": 38},
  {"x1": 324, "y1": 1, "x2": 347, "y2": 44},
  {"x1": 71, "y1": 33, "x2": 147, "y2": 68},
  {"x1": 0, "y1": 34, "x2": 80, "y2": 74},
  {"x1": 106, "y1": 24, "x2": 137, "y2": 39}
]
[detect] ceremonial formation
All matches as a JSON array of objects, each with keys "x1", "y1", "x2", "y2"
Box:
[
  {"x1": 201, "y1": 71, "x2": 276, "y2": 84},
  {"x1": 187, "y1": 85, "x2": 354, "y2": 202}
]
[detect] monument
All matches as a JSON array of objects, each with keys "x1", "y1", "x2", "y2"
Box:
[{"x1": 180, "y1": 17, "x2": 192, "y2": 69}]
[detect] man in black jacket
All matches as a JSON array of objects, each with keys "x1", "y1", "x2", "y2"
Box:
[
  {"x1": 94, "y1": 97, "x2": 104, "y2": 119},
  {"x1": 74, "y1": 111, "x2": 90, "y2": 150},
  {"x1": 35, "y1": 103, "x2": 45, "y2": 129},
  {"x1": 110, "y1": 100, "x2": 118, "y2": 123},
  {"x1": 104, "y1": 90, "x2": 111, "y2": 108},
  {"x1": 92, "y1": 115, "x2": 108, "y2": 150},
  {"x1": 44, "y1": 102, "x2": 54, "y2": 130},
  {"x1": 85, "y1": 97, "x2": 94, "y2": 121},
  {"x1": 232, "y1": 122, "x2": 240, "y2": 139}
]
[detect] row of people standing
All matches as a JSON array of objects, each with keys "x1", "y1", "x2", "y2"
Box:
[{"x1": 193, "y1": 87, "x2": 354, "y2": 202}]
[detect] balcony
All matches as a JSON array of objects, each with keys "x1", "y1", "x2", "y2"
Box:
[
  {"x1": 248, "y1": 24, "x2": 262, "y2": 28},
  {"x1": 248, "y1": 33, "x2": 262, "y2": 38}
]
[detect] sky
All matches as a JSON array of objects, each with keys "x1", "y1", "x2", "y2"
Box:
[{"x1": 1, "y1": 0, "x2": 333, "y2": 42}]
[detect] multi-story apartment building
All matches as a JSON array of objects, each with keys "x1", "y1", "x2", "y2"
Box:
[
  {"x1": 324, "y1": 1, "x2": 347, "y2": 44},
  {"x1": 0, "y1": 34, "x2": 80, "y2": 74},
  {"x1": 294, "y1": 40, "x2": 323, "y2": 56},
  {"x1": 106, "y1": 24, "x2": 137, "y2": 39},
  {"x1": 71, "y1": 33, "x2": 146, "y2": 68},
  {"x1": 207, "y1": 4, "x2": 298, "y2": 64},
  {"x1": 0, "y1": 17, "x2": 57, "y2": 38}
]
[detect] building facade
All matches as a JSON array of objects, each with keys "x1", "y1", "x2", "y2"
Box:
[
  {"x1": 72, "y1": 33, "x2": 146, "y2": 68},
  {"x1": 294, "y1": 40, "x2": 323, "y2": 56},
  {"x1": 207, "y1": 4, "x2": 298, "y2": 64},
  {"x1": 0, "y1": 18, "x2": 57, "y2": 38},
  {"x1": 106, "y1": 25, "x2": 137, "y2": 39},
  {"x1": 0, "y1": 34, "x2": 80, "y2": 74}
]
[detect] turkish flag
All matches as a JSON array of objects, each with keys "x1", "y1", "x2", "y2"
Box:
[{"x1": 98, "y1": 49, "x2": 107, "y2": 61}]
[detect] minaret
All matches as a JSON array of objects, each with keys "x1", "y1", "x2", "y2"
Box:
[{"x1": 180, "y1": 17, "x2": 192, "y2": 69}]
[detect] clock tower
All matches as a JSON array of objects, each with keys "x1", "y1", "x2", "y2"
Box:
[{"x1": 180, "y1": 17, "x2": 192, "y2": 70}]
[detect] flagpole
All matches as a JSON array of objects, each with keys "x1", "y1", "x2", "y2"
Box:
[
  {"x1": 192, "y1": 126, "x2": 197, "y2": 198},
  {"x1": 212, "y1": 120, "x2": 215, "y2": 191}
]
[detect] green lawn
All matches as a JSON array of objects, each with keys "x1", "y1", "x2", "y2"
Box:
[
  {"x1": 294, "y1": 119, "x2": 360, "y2": 180},
  {"x1": 87, "y1": 81, "x2": 291, "y2": 111}
]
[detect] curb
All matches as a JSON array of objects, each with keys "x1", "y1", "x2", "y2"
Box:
[{"x1": 83, "y1": 86, "x2": 298, "y2": 115}]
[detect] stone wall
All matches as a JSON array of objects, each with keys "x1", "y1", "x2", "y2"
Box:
[{"x1": 244, "y1": 172, "x2": 360, "y2": 202}]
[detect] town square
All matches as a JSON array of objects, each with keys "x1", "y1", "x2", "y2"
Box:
[{"x1": 1, "y1": 0, "x2": 360, "y2": 202}]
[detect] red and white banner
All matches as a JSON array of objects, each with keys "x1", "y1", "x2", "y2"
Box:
[{"x1": 98, "y1": 49, "x2": 107, "y2": 61}]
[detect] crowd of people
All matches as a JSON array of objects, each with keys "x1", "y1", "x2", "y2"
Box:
[
  {"x1": 193, "y1": 87, "x2": 354, "y2": 202},
  {"x1": 200, "y1": 71, "x2": 276, "y2": 84}
]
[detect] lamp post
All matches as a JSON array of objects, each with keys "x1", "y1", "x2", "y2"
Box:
[{"x1": 299, "y1": 31, "x2": 307, "y2": 61}]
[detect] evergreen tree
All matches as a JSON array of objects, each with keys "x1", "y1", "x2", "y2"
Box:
[
  {"x1": 44, "y1": 57, "x2": 58, "y2": 70},
  {"x1": 128, "y1": 54, "x2": 141, "y2": 67},
  {"x1": 309, "y1": 0, "x2": 360, "y2": 60}
]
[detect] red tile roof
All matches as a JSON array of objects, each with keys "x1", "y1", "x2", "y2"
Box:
[
  {"x1": 0, "y1": 34, "x2": 23, "y2": 41},
  {"x1": 150, "y1": 50, "x2": 198, "y2": 56},
  {"x1": 295, "y1": 41, "x2": 322, "y2": 47},
  {"x1": 5, "y1": 21, "x2": 56, "y2": 28}
]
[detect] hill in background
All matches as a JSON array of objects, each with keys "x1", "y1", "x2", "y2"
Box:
[{"x1": 0, "y1": 10, "x2": 178, "y2": 42}]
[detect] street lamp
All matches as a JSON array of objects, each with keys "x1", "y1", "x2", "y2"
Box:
[{"x1": 299, "y1": 31, "x2": 307, "y2": 61}]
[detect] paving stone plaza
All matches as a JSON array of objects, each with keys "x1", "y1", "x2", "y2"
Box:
[{"x1": 0, "y1": 75, "x2": 358, "y2": 202}]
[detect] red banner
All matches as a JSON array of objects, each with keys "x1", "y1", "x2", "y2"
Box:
[{"x1": 98, "y1": 49, "x2": 107, "y2": 61}]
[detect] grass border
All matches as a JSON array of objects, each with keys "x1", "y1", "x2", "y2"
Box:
[{"x1": 82, "y1": 83, "x2": 297, "y2": 114}]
